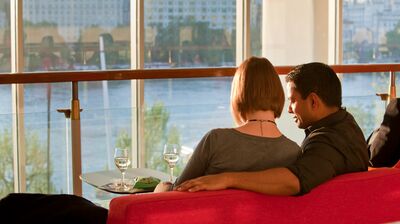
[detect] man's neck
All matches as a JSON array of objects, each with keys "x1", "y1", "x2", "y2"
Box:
[
  {"x1": 306, "y1": 107, "x2": 341, "y2": 131},
  {"x1": 318, "y1": 106, "x2": 340, "y2": 121}
]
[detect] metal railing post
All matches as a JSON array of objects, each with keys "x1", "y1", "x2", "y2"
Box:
[
  {"x1": 389, "y1": 71, "x2": 397, "y2": 100},
  {"x1": 376, "y1": 71, "x2": 397, "y2": 104},
  {"x1": 71, "y1": 82, "x2": 82, "y2": 196}
]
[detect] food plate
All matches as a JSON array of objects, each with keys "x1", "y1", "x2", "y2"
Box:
[{"x1": 99, "y1": 176, "x2": 161, "y2": 194}]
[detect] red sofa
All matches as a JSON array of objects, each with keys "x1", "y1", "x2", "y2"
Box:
[{"x1": 108, "y1": 167, "x2": 400, "y2": 224}]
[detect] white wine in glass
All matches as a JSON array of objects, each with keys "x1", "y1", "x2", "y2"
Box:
[
  {"x1": 163, "y1": 144, "x2": 180, "y2": 182},
  {"x1": 114, "y1": 148, "x2": 131, "y2": 190}
]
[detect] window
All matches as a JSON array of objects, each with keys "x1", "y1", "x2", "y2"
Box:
[
  {"x1": 341, "y1": 0, "x2": 400, "y2": 136},
  {"x1": 250, "y1": 0, "x2": 262, "y2": 57},
  {"x1": 143, "y1": 0, "x2": 236, "y2": 174},
  {"x1": 0, "y1": 0, "x2": 13, "y2": 198},
  {"x1": 21, "y1": 0, "x2": 131, "y2": 200},
  {"x1": 1, "y1": 0, "x2": 397, "y2": 204}
]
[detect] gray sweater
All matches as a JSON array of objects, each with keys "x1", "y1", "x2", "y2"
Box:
[{"x1": 174, "y1": 128, "x2": 301, "y2": 186}]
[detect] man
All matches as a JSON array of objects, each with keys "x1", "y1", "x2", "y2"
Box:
[
  {"x1": 176, "y1": 62, "x2": 369, "y2": 196},
  {"x1": 368, "y1": 98, "x2": 400, "y2": 167}
]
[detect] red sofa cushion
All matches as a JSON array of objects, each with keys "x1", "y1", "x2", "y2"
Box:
[{"x1": 108, "y1": 168, "x2": 400, "y2": 224}]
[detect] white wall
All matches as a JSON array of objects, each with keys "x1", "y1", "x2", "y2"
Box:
[{"x1": 262, "y1": 0, "x2": 330, "y2": 144}]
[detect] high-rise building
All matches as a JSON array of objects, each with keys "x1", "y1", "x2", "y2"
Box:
[
  {"x1": 144, "y1": 0, "x2": 236, "y2": 30},
  {"x1": 23, "y1": 0, "x2": 129, "y2": 41},
  {"x1": 343, "y1": 0, "x2": 400, "y2": 48}
]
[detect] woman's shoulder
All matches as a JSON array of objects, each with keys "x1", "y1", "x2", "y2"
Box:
[
  {"x1": 206, "y1": 128, "x2": 240, "y2": 138},
  {"x1": 278, "y1": 135, "x2": 301, "y2": 151},
  {"x1": 208, "y1": 128, "x2": 235, "y2": 134},
  {"x1": 205, "y1": 129, "x2": 300, "y2": 148},
  {"x1": 279, "y1": 135, "x2": 299, "y2": 144},
  {"x1": 201, "y1": 128, "x2": 238, "y2": 141}
]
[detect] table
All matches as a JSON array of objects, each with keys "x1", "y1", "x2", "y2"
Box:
[{"x1": 80, "y1": 168, "x2": 171, "y2": 194}]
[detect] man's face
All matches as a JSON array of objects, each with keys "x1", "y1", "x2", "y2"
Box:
[{"x1": 286, "y1": 82, "x2": 314, "y2": 129}]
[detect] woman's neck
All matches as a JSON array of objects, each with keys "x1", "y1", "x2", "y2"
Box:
[
  {"x1": 235, "y1": 110, "x2": 281, "y2": 138},
  {"x1": 245, "y1": 110, "x2": 276, "y2": 123}
]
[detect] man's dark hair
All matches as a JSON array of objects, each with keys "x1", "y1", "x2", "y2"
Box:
[{"x1": 285, "y1": 62, "x2": 342, "y2": 107}]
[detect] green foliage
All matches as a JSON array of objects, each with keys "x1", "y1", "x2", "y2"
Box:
[
  {"x1": 149, "y1": 17, "x2": 234, "y2": 66},
  {"x1": 342, "y1": 40, "x2": 374, "y2": 63},
  {"x1": 115, "y1": 102, "x2": 182, "y2": 176},
  {"x1": 386, "y1": 21, "x2": 400, "y2": 59},
  {"x1": 0, "y1": 129, "x2": 13, "y2": 197},
  {"x1": 23, "y1": 20, "x2": 58, "y2": 27},
  {"x1": 144, "y1": 102, "x2": 182, "y2": 175},
  {"x1": 84, "y1": 33, "x2": 130, "y2": 69},
  {"x1": 25, "y1": 132, "x2": 56, "y2": 193},
  {"x1": 0, "y1": 129, "x2": 55, "y2": 198},
  {"x1": 115, "y1": 129, "x2": 131, "y2": 150},
  {"x1": 144, "y1": 102, "x2": 170, "y2": 155},
  {"x1": 347, "y1": 104, "x2": 377, "y2": 138},
  {"x1": 345, "y1": 73, "x2": 388, "y2": 138}
]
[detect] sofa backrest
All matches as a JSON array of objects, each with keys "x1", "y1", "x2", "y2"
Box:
[{"x1": 108, "y1": 168, "x2": 400, "y2": 224}]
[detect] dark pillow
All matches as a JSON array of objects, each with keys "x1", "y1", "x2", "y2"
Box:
[
  {"x1": 0, "y1": 193, "x2": 108, "y2": 224},
  {"x1": 368, "y1": 98, "x2": 400, "y2": 167}
]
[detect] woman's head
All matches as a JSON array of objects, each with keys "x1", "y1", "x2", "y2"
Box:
[{"x1": 231, "y1": 57, "x2": 284, "y2": 125}]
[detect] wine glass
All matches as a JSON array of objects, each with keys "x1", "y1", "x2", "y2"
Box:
[
  {"x1": 114, "y1": 148, "x2": 131, "y2": 191},
  {"x1": 163, "y1": 144, "x2": 180, "y2": 182}
]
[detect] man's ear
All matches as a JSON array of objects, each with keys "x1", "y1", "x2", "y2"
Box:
[{"x1": 308, "y1": 92, "x2": 320, "y2": 109}]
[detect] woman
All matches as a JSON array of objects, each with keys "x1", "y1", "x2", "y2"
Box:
[{"x1": 155, "y1": 57, "x2": 300, "y2": 192}]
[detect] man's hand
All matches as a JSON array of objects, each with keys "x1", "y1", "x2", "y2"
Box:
[
  {"x1": 175, "y1": 168, "x2": 300, "y2": 196},
  {"x1": 154, "y1": 182, "x2": 173, "y2": 193},
  {"x1": 175, "y1": 173, "x2": 231, "y2": 192}
]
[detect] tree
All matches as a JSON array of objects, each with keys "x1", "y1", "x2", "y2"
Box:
[
  {"x1": 0, "y1": 129, "x2": 13, "y2": 197},
  {"x1": 150, "y1": 17, "x2": 235, "y2": 67},
  {"x1": 386, "y1": 21, "x2": 400, "y2": 60},
  {"x1": 347, "y1": 103, "x2": 378, "y2": 139},
  {"x1": 115, "y1": 102, "x2": 182, "y2": 176},
  {"x1": 0, "y1": 129, "x2": 55, "y2": 198}
]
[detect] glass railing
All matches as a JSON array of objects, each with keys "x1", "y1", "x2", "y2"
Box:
[
  {"x1": 0, "y1": 65, "x2": 397, "y2": 203},
  {"x1": 342, "y1": 72, "x2": 393, "y2": 137},
  {"x1": 0, "y1": 85, "x2": 13, "y2": 197}
]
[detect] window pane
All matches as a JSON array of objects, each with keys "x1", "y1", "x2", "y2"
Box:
[
  {"x1": 23, "y1": 83, "x2": 69, "y2": 194},
  {"x1": 0, "y1": 0, "x2": 10, "y2": 73},
  {"x1": 0, "y1": 85, "x2": 13, "y2": 198},
  {"x1": 0, "y1": 0, "x2": 13, "y2": 198},
  {"x1": 342, "y1": 0, "x2": 400, "y2": 137},
  {"x1": 250, "y1": 0, "x2": 262, "y2": 57},
  {"x1": 143, "y1": 0, "x2": 237, "y2": 175},
  {"x1": 143, "y1": 77, "x2": 233, "y2": 175},
  {"x1": 22, "y1": 0, "x2": 132, "y2": 202},
  {"x1": 23, "y1": 0, "x2": 130, "y2": 72},
  {"x1": 144, "y1": 0, "x2": 236, "y2": 68},
  {"x1": 343, "y1": 0, "x2": 400, "y2": 64},
  {"x1": 342, "y1": 72, "x2": 388, "y2": 137}
]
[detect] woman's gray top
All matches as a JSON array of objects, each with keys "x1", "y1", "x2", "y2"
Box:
[{"x1": 174, "y1": 128, "x2": 301, "y2": 186}]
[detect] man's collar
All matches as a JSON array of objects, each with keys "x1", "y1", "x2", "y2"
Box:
[{"x1": 305, "y1": 108, "x2": 347, "y2": 136}]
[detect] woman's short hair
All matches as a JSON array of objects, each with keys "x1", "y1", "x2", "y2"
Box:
[{"x1": 231, "y1": 57, "x2": 284, "y2": 124}]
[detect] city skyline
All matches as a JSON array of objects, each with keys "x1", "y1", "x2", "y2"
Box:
[{"x1": 1, "y1": 0, "x2": 400, "y2": 61}]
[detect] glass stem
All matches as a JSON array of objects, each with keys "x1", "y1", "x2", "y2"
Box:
[
  {"x1": 121, "y1": 172, "x2": 125, "y2": 187},
  {"x1": 169, "y1": 167, "x2": 174, "y2": 182}
]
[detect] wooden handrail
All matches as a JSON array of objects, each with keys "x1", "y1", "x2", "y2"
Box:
[{"x1": 0, "y1": 64, "x2": 399, "y2": 85}]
